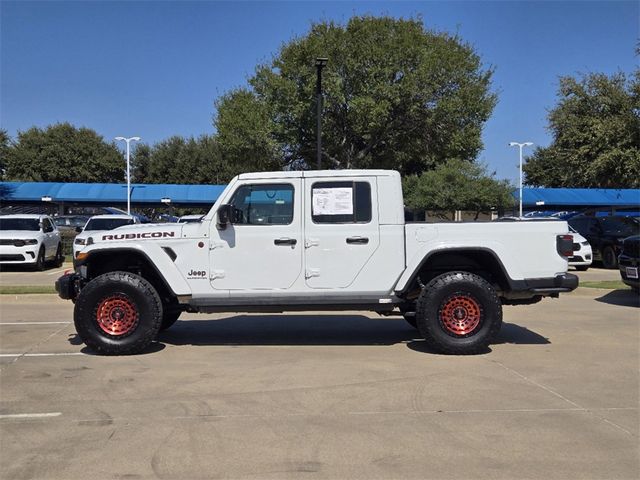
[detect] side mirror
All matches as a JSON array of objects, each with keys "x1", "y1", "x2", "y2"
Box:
[
  {"x1": 75, "y1": 226, "x2": 83, "y2": 233},
  {"x1": 217, "y1": 204, "x2": 233, "y2": 230}
]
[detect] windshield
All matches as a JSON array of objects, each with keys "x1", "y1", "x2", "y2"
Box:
[
  {"x1": 0, "y1": 218, "x2": 41, "y2": 231},
  {"x1": 84, "y1": 218, "x2": 134, "y2": 231},
  {"x1": 55, "y1": 217, "x2": 88, "y2": 228},
  {"x1": 600, "y1": 217, "x2": 640, "y2": 236}
]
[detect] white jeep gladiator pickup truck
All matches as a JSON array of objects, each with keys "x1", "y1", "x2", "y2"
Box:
[{"x1": 56, "y1": 170, "x2": 578, "y2": 355}]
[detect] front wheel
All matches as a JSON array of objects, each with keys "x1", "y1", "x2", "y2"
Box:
[
  {"x1": 416, "y1": 271, "x2": 502, "y2": 355},
  {"x1": 74, "y1": 271, "x2": 163, "y2": 355},
  {"x1": 601, "y1": 246, "x2": 618, "y2": 269},
  {"x1": 53, "y1": 243, "x2": 64, "y2": 267},
  {"x1": 34, "y1": 247, "x2": 45, "y2": 271}
]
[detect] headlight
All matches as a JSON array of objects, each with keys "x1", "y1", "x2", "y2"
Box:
[
  {"x1": 581, "y1": 241, "x2": 589, "y2": 246},
  {"x1": 24, "y1": 239, "x2": 38, "y2": 245},
  {"x1": 74, "y1": 237, "x2": 86, "y2": 245}
]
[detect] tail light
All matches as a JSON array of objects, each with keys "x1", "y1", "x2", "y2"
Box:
[{"x1": 556, "y1": 234, "x2": 573, "y2": 258}]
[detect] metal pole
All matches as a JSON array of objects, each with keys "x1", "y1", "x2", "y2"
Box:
[
  {"x1": 519, "y1": 145, "x2": 523, "y2": 218},
  {"x1": 316, "y1": 66, "x2": 322, "y2": 170},
  {"x1": 126, "y1": 140, "x2": 131, "y2": 215}
]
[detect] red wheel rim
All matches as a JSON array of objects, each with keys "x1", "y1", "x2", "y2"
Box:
[
  {"x1": 96, "y1": 295, "x2": 138, "y2": 336},
  {"x1": 439, "y1": 293, "x2": 482, "y2": 336}
]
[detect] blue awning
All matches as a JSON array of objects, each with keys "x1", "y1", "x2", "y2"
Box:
[
  {"x1": 519, "y1": 188, "x2": 639, "y2": 207},
  {"x1": 0, "y1": 182, "x2": 226, "y2": 205}
]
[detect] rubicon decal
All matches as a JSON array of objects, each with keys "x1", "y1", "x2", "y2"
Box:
[{"x1": 102, "y1": 232, "x2": 176, "y2": 240}]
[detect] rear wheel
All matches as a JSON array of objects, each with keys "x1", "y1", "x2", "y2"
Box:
[
  {"x1": 601, "y1": 246, "x2": 618, "y2": 269},
  {"x1": 416, "y1": 271, "x2": 502, "y2": 355},
  {"x1": 74, "y1": 271, "x2": 162, "y2": 355}
]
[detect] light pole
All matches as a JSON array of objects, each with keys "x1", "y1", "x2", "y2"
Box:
[
  {"x1": 115, "y1": 136, "x2": 141, "y2": 215},
  {"x1": 315, "y1": 57, "x2": 328, "y2": 170},
  {"x1": 509, "y1": 141, "x2": 533, "y2": 217}
]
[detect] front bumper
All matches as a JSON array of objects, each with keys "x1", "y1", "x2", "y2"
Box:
[
  {"x1": 55, "y1": 272, "x2": 82, "y2": 301},
  {"x1": 618, "y1": 254, "x2": 639, "y2": 289},
  {"x1": 0, "y1": 245, "x2": 39, "y2": 264}
]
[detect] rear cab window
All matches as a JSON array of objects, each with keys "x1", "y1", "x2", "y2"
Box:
[{"x1": 311, "y1": 181, "x2": 372, "y2": 224}]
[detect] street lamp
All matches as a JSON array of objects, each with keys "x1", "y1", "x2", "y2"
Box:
[
  {"x1": 509, "y1": 141, "x2": 534, "y2": 218},
  {"x1": 115, "y1": 136, "x2": 141, "y2": 215},
  {"x1": 315, "y1": 57, "x2": 328, "y2": 170}
]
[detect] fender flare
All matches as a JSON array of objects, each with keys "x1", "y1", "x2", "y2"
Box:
[
  {"x1": 75, "y1": 244, "x2": 191, "y2": 296},
  {"x1": 393, "y1": 246, "x2": 516, "y2": 295}
]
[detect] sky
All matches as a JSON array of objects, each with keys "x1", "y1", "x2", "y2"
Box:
[{"x1": 1, "y1": 0, "x2": 637, "y2": 183}]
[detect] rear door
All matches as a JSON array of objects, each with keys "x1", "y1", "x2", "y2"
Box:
[{"x1": 303, "y1": 177, "x2": 379, "y2": 289}]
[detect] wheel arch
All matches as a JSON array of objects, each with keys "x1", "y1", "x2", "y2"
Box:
[
  {"x1": 80, "y1": 247, "x2": 187, "y2": 302},
  {"x1": 394, "y1": 247, "x2": 515, "y2": 297}
]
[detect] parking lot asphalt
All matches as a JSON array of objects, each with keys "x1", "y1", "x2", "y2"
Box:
[{"x1": 0, "y1": 287, "x2": 638, "y2": 479}]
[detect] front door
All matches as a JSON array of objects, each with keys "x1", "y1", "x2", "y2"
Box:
[
  {"x1": 210, "y1": 180, "x2": 303, "y2": 290},
  {"x1": 303, "y1": 177, "x2": 380, "y2": 289}
]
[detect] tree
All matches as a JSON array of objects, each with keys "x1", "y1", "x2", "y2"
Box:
[
  {"x1": 403, "y1": 159, "x2": 514, "y2": 220},
  {"x1": 215, "y1": 16, "x2": 496, "y2": 174},
  {"x1": 4, "y1": 123, "x2": 124, "y2": 183},
  {"x1": 131, "y1": 135, "x2": 232, "y2": 185},
  {"x1": 524, "y1": 72, "x2": 640, "y2": 188},
  {"x1": 0, "y1": 129, "x2": 10, "y2": 180}
]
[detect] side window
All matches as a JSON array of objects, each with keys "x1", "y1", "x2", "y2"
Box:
[
  {"x1": 311, "y1": 181, "x2": 372, "y2": 224},
  {"x1": 229, "y1": 184, "x2": 294, "y2": 225}
]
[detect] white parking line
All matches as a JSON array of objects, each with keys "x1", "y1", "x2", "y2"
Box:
[
  {"x1": 0, "y1": 322, "x2": 71, "y2": 325},
  {"x1": 0, "y1": 412, "x2": 62, "y2": 419},
  {"x1": 0, "y1": 352, "x2": 84, "y2": 357}
]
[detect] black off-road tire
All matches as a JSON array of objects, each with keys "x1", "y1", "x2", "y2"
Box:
[
  {"x1": 160, "y1": 310, "x2": 181, "y2": 331},
  {"x1": 416, "y1": 271, "x2": 502, "y2": 355},
  {"x1": 574, "y1": 265, "x2": 589, "y2": 272},
  {"x1": 601, "y1": 246, "x2": 618, "y2": 269},
  {"x1": 34, "y1": 247, "x2": 45, "y2": 271},
  {"x1": 53, "y1": 243, "x2": 64, "y2": 267},
  {"x1": 73, "y1": 271, "x2": 163, "y2": 355}
]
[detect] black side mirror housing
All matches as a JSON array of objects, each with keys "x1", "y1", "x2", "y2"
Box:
[
  {"x1": 217, "y1": 204, "x2": 233, "y2": 230},
  {"x1": 75, "y1": 226, "x2": 83, "y2": 233}
]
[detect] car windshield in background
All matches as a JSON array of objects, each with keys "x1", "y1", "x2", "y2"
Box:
[
  {"x1": 55, "y1": 217, "x2": 88, "y2": 228},
  {"x1": 84, "y1": 218, "x2": 134, "y2": 231},
  {"x1": 600, "y1": 217, "x2": 640, "y2": 236},
  {"x1": 0, "y1": 218, "x2": 41, "y2": 231}
]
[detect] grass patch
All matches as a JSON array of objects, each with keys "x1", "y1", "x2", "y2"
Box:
[
  {"x1": 580, "y1": 280, "x2": 629, "y2": 290},
  {"x1": 0, "y1": 285, "x2": 57, "y2": 295}
]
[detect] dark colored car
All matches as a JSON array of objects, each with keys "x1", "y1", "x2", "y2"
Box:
[
  {"x1": 54, "y1": 215, "x2": 90, "y2": 232},
  {"x1": 568, "y1": 215, "x2": 640, "y2": 269},
  {"x1": 618, "y1": 235, "x2": 639, "y2": 291}
]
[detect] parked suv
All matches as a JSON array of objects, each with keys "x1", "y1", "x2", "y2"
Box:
[
  {"x1": 0, "y1": 215, "x2": 63, "y2": 270},
  {"x1": 568, "y1": 215, "x2": 640, "y2": 269},
  {"x1": 618, "y1": 235, "x2": 639, "y2": 291}
]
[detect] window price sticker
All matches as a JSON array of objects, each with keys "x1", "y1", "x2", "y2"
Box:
[{"x1": 312, "y1": 187, "x2": 353, "y2": 215}]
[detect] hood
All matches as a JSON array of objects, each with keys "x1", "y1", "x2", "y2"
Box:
[
  {"x1": 0, "y1": 230, "x2": 42, "y2": 240},
  {"x1": 91, "y1": 223, "x2": 183, "y2": 243}
]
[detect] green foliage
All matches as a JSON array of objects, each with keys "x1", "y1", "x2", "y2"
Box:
[
  {"x1": 4, "y1": 123, "x2": 124, "y2": 183},
  {"x1": 215, "y1": 16, "x2": 496, "y2": 174},
  {"x1": 403, "y1": 159, "x2": 514, "y2": 220},
  {"x1": 524, "y1": 72, "x2": 640, "y2": 188},
  {"x1": 131, "y1": 135, "x2": 232, "y2": 184},
  {"x1": 0, "y1": 129, "x2": 10, "y2": 180}
]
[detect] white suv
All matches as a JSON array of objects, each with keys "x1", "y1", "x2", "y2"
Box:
[{"x1": 0, "y1": 215, "x2": 63, "y2": 270}]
